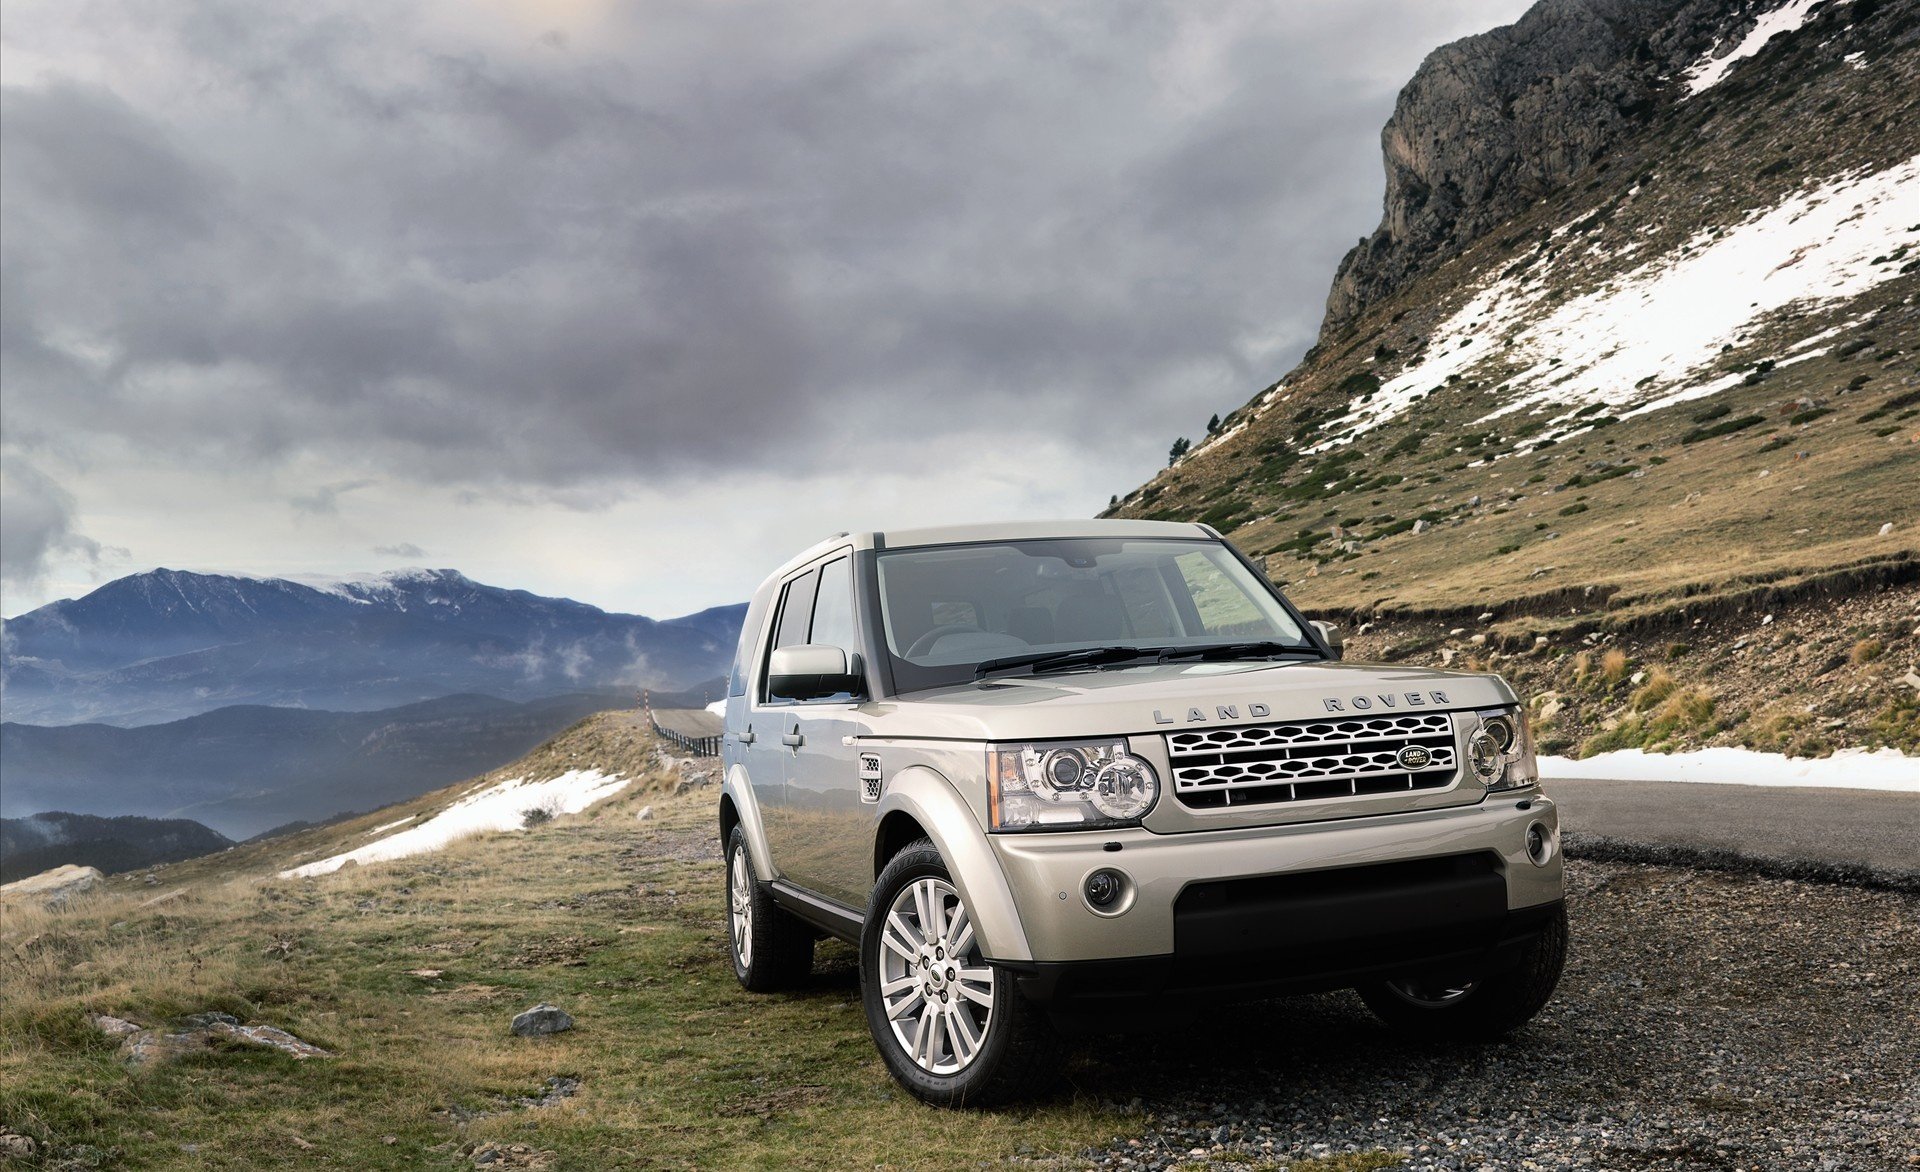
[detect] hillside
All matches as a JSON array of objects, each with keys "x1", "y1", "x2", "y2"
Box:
[
  {"x1": 0, "y1": 568, "x2": 744, "y2": 726},
  {"x1": 0, "y1": 690, "x2": 726, "y2": 839},
  {"x1": 1110, "y1": 0, "x2": 1920, "y2": 757},
  {"x1": 4, "y1": 710, "x2": 1914, "y2": 1170},
  {"x1": 0, "y1": 712, "x2": 1143, "y2": 1170},
  {"x1": 0, "y1": 813, "x2": 232, "y2": 884}
]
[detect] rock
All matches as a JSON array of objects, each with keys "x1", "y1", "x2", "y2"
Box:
[
  {"x1": 510, "y1": 1004, "x2": 574, "y2": 1037},
  {"x1": 635, "y1": 805, "x2": 654, "y2": 822},
  {"x1": 0, "y1": 1128, "x2": 35, "y2": 1159},
  {"x1": 1630, "y1": 670, "x2": 1646, "y2": 686},
  {"x1": 1879, "y1": 522, "x2": 1895, "y2": 536},
  {"x1": 1535, "y1": 693, "x2": 1565, "y2": 722},
  {"x1": 1412, "y1": 519, "x2": 1429, "y2": 534},
  {"x1": 89, "y1": 1014, "x2": 144, "y2": 1038},
  {"x1": 1761, "y1": 614, "x2": 1774, "y2": 625},
  {"x1": 1479, "y1": 611, "x2": 1495, "y2": 622},
  {"x1": 117, "y1": 1013, "x2": 332, "y2": 1065},
  {"x1": 1470, "y1": 634, "x2": 1488, "y2": 646},
  {"x1": 0, "y1": 864, "x2": 105, "y2": 910}
]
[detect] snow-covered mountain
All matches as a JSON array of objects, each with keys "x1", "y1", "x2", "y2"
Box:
[
  {"x1": 1, "y1": 567, "x2": 742, "y2": 726},
  {"x1": 1110, "y1": 0, "x2": 1919, "y2": 758}
]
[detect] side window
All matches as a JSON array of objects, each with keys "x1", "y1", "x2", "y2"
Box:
[
  {"x1": 728, "y1": 590, "x2": 773, "y2": 697},
  {"x1": 773, "y1": 570, "x2": 819, "y2": 651},
  {"x1": 1174, "y1": 551, "x2": 1267, "y2": 637},
  {"x1": 809, "y1": 557, "x2": 859, "y2": 653}
]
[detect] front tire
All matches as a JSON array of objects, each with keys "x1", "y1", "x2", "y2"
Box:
[
  {"x1": 859, "y1": 838, "x2": 1062, "y2": 1107},
  {"x1": 725, "y1": 826, "x2": 814, "y2": 992},
  {"x1": 1358, "y1": 903, "x2": 1568, "y2": 1040}
]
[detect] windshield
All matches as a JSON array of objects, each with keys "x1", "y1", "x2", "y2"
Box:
[{"x1": 873, "y1": 537, "x2": 1315, "y2": 692}]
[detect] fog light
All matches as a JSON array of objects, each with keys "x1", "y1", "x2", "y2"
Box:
[
  {"x1": 1083, "y1": 868, "x2": 1130, "y2": 914},
  {"x1": 1526, "y1": 821, "x2": 1555, "y2": 866}
]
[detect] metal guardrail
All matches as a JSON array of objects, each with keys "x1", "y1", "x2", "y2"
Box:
[{"x1": 649, "y1": 714, "x2": 722, "y2": 758}]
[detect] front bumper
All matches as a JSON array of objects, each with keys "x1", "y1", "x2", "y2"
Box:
[{"x1": 986, "y1": 790, "x2": 1560, "y2": 970}]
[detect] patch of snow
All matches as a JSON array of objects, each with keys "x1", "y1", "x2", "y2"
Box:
[
  {"x1": 1541, "y1": 746, "x2": 1917, "y2": 792},
  {"x1": 1680, "y1": 0, "x2": 1841, "y2": 97},
  {"x1": 1308, "y1": 158, "x2": 1918, "y2": 452},
  {"x1": 279, "y1": 769, "x2": 630, "y2": 878},
  {"x1": 365, "y1": 815, "x2": 416, "y2": 836},
  {"x1": 703, "y1": 697, "x2": 727, "y2": 717}
]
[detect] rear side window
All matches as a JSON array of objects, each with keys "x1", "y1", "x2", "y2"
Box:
[
  {"x1": 773, "y1": 569, "x2": 820, "y2": 651},
  {"x1": 809, "y1": 557, "x2": 858, "y2": 653}
]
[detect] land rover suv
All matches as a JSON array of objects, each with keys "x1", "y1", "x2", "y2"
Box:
[{"x1": 718, "y1": 520, "x2": 1565, "y2": 1106}]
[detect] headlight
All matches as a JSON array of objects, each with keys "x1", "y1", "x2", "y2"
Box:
[
  {"x1": 989, "y1": 740, "x2": 1159, "y2": 832},
  {"x1": 1472, "y1": 706, "x2": 1539, "y2": 792}
]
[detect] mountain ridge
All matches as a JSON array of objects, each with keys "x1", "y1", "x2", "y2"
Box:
[
  {"x1": 0, "y1": 688, "x2": 720, "y2": 838},
  {"x1": 1, "y1": 567, "x2": 744, "y2": 726}
]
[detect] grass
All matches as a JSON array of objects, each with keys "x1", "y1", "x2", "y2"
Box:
[{"x1": 0, "y1": 718, "x2": 1137, "y2": 1171}]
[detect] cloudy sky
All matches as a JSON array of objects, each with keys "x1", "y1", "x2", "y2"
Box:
[{"x1": 1, "y1": 0, "x2": 1530, "y2": 620}]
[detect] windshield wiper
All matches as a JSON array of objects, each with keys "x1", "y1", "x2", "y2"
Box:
[
  {"x1": 974, "y1": 645, "x2": 1167, "y2": 679},
  {"x1": 1156, "y1": 641, "x2": 1319, "y2": 663}
]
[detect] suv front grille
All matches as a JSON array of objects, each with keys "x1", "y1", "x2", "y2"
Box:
[{"x1": 1167, "y1": 712, "x2": 1457, "y2": 809}]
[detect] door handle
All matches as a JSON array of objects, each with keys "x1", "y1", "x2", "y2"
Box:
[
  {"x1": 781, "y1": 730, "x2": 805, "y2": 749},
  {"x1": 734, "y1": 726, "x2": 756, "y2": 745}
]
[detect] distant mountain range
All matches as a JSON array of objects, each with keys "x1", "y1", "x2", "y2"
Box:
[
  {"x1": 1, "y1": 567, "x2": 743, "y2": 726},
  {"x1": 1, "y1": 812, "x2": 233, "y2": 884},
  {"x1": 0, "y1": 689, "x2": 705, "y2": 839}
]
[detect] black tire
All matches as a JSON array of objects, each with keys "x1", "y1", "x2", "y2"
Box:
[
  {"x1": 859, "y1": 838, "x2": 1063, "y2": 1107},
  {"x1": 1358, "y1": 903, "x2": 1568, "y2": 1041},
  {"x1": 725, "y1": 826, "x2": 814, "y2": 992}
]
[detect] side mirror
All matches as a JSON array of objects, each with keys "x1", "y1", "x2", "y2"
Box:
[
  {"x1": 1308, "y1": 620, "x2": 1345, "y2": 660},
  {"x1": 767, "y1": 644, "x2": 866, "y2": 701}
]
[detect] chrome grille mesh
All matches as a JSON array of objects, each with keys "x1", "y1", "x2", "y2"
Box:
[{"x1": 1167, "y1": 712, "x2": 1457, "y2": 809}]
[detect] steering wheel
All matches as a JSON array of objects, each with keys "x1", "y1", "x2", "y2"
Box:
[{"x1": 906, "y1": 623, "x2": 986, "y2": 658}]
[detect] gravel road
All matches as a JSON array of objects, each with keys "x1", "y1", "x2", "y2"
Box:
[{"x1": 1061, "y1": 859, "x2": 1919, "y2": 1172}]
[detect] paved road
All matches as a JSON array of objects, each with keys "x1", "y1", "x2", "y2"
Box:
[{"x1": 1549, "y1": 776, "x2": 1918, "y2": 875}]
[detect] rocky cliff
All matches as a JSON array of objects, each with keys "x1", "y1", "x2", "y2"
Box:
[
  {"x1": 1321, "y1": 0, "x2": 1901, "y2": 332},
  {"x1": 1114, "y1": 0, "x2": 1920, "y2": 757}
]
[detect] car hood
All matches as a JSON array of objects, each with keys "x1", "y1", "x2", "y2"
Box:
[{"x1": 858, "y1": 658, "x2": 1516, "y2": 743}]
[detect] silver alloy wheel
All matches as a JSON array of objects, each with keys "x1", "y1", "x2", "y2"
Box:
[
  {"x1": 729, "y1": 844, "x2": 753, "y2": 969},
  {"x1": 876, "y1": 876, "x2": 995, "y2": 1075},
  {"x1": 1385, "y1": 976, "x2": 1480, "y2": 1008}
]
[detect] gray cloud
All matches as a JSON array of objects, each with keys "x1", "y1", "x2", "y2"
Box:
[
  {"x1": 290, "y1": 479, "x2": 377, "y2": 515},
  {"x1": 374, "y1": 542, "x2": 427, "y2": 559},
  {"x1": 0, "y1": 460, "x2": 102, "y2": 588},
  {"x1": 3, "y1": 1, "x2": 1529, "y2": 477}
]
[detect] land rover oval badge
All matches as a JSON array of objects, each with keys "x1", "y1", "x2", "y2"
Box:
[{"x1": 1396, "y1": 744, "x2": 1433, "y2": 770}]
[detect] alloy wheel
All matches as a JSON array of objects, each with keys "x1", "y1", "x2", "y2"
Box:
[{"x1": 876, "y1": 877, "x2": 995, "y2": 1074}]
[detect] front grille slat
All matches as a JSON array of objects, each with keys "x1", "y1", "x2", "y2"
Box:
[{"x1": 1168, "y1": 712, "x2": 1457, "y2": 810}]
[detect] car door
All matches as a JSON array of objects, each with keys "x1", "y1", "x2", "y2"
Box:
[
  {"x1": 777, "y1": 554, "x2": 874, "y2": 908},
  {"x1": 745, "y1": 566, "x2": 819, "y2": 877}
]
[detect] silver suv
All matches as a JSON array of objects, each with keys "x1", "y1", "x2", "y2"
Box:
[{"x1": 718, "y1": 520, "x2": 1565, "y2": 1106}]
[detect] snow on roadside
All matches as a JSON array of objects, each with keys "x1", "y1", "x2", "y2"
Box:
[
  {"x1": 704, "y1": 697, "x2": 727, "y2": 717},
  {"x1": 1680, "y1": 0, "x2": 1841, "y2": 97},
  {"x1": 1309, "y1": 157, "x2": 1919, "y2": 452},
  {"x1": 1542, "y1": 746, "x2": 1917, "y2": 793},
  {"x1": 279, "y1": 770, "x2": 630, "y2": 878}
]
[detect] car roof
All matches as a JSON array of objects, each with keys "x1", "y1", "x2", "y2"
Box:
[{"x1": 764, "y1": 519, "x2": 1215, "y2": 585}]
